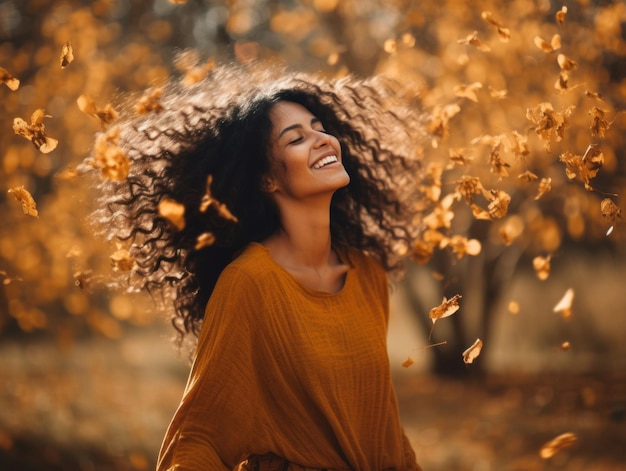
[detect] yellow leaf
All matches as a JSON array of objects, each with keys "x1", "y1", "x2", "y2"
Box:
[
  {"x1": 8, "y1": 186, "x2": 39, "y2": 217},
  {"x1": 462, "y1": 338, "x2": 483, "y2": 364},
  {"x1": 539, "y1": 432, "x2": 577, "y2": 459},
  {"x1": 402, "y1": 356, "x2": 415, "y2": 368}
]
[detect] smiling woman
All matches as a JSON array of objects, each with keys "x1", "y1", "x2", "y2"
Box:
[{"x1": 83, "y1": 60, "x2": 426, "y2": 471}]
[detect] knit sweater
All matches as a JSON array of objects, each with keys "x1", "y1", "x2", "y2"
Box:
[{"x1": 157, "y1": 242, "x2": 420, "y2": 471}]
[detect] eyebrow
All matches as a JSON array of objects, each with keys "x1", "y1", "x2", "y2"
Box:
[{"x1": 277, "y1": 117, "x2": 321, "y2": 139}]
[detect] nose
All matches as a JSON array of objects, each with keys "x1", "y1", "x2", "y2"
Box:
[{"x1": 313, "y1": 129, "x2": 332, "y2": 148}]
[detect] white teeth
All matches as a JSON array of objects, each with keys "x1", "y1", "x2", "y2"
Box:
[{"x1": 312, "y1": 155, "x2": 338, "y2": 169}]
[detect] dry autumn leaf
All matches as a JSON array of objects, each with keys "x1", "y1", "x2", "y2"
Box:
[
  {"x1": 110, "y1": 248, "x2": 135, "y2": 272},
  {"x1": 556, "y1": 6, "x2": 568, "y2": 25},
  {"x1": 135, "y1": 87, "x2": 164, "y2": 114},
  {"x1": 454, "y1": 82, "x2": 482, "y2": 102},
  {"x1": 199, "y1": 175, "x2": 238, "y2": 223},
  {"x1": 8, "y1": 186, "x2": 39, "y2": 217},
  {"x1": 539, "y1": 432, "x2": 577, "y2": 459},
  {"x1": 13, "y1": 109, "x2": 58, "y2": 153},
  {"x1": 457, "y1": 31, "x2": 491, "y2": 52},
  {"x1": 77, "y1": 95, "x2": 118, "y2": 126},
  {"x1": 195, "y1": 232, "x2": 216, "y2": 250},
  {"x1": 588, "y1": 107, "x2": 610, "y2": 138},
  {"x1": 462, "y1": 338, "x2": 483, "y2": 364},
  {"x1": 0, "y1": 66, "x2": 20, "y2": 90},
  {"x1": 92, "y1": 127, "x2": 130, "y2": 180},
  {"x1": 535, "y1": 177, "x2": 552, "y2": 200},
  {"x1": 534, "y1": 34, "x2": 561, "y2": 53},
  {"x1": 429, "y1": 294, "x2": 462, "y2": 324},
  {"x1": 402, "y1": 356, "x2": 415, "y2": 368},
  {"x1": 600, "y1": 198, "x2": 621, "y2": 223},
  {"x1": 553, "y1": 288, "x2": 574, "y2": 319},
  {"x1": 480, "y1": 11, "x2": 510, "y2": 42},
  {"x1": 158, "y1": 198, "x2": 186, "y2": 231},
  {"x1": 60, "y1": 41, "x2": 74, "y2": 67}
]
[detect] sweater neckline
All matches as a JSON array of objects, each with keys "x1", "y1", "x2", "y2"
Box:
[{"x1": 248, "y1": 242, "x2": 354, "y2": 298}]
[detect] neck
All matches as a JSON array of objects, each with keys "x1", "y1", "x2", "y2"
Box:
[{"x1": 266, "y1": 195, "x2": 335, "y2": 268}]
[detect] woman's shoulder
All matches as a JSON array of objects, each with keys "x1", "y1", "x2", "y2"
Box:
[{"x1": 221, "y1": 242, "x2": 275, "y2": 280}]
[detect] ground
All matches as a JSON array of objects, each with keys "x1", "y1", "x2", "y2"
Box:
[{"x1": 0, "y1": 326, "x2": 624, "y2": 471}]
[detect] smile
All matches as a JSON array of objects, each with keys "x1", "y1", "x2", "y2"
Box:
[{"x1": 312, "y1": 155, "x2": 338, "y2": 169}]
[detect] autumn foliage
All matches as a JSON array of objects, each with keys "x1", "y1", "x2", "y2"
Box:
[{"x1": 0, "y1": 1, "x2": 625, "y2": 371}]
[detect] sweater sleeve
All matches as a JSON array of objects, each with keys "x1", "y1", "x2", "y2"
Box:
[{"x1": 156, "y1": 266, "x2": 262, "y2": 471}]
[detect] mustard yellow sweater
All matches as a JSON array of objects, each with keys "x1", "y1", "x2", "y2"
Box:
[{"x1": 157, "y1": 242, "x2": 420, "y2": 470}]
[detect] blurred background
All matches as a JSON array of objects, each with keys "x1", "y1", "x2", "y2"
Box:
[{"x1": 1, "y1": 0, "x2": 625, "y2": 469}]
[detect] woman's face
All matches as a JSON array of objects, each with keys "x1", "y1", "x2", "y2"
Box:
[{"x1": 265, "y1": 101, "x2": 349, "y2": 201}]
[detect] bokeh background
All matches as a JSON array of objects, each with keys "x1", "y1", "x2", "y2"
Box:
[{"x1": 1, "y1": 0, "x2": 625, "y2": 470}]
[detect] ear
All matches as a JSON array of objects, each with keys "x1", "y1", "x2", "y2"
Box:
[{"x1": 259, "y1": 175, "x2": 276, "y2": 193}]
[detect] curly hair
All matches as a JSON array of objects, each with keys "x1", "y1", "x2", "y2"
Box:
[{"x1": 84, "y1": 61, "x2": 426, "y2": 342}]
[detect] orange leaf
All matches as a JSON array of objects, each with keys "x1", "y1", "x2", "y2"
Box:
[
  {"x1": 158, "y1": 198, "x2": 186, "y2": 231},
  {"x1": 553, "y1": 288, "x2": 574, "y2": 319},
  {"x1": 8, "y1": 186, "x2": 39, "y2": 217}
]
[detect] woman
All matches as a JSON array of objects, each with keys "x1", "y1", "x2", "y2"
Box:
[{"x1": 86, "y1": 61, "x2": 425, "y2": 470}]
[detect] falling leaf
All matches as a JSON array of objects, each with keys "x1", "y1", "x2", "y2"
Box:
[
  {"x1": 457, "y1": 31, "x2": 491, "y2": 51},
  {"x1": 73, "y1": 270, "x2": 93, "y2": 289},
  {"x1": 462, "y1": 338, "x2": 483, "y2": 364},
  {"x1": 557, "y1": 54, "x2": 577, "y2": 71},
  {"x1": 534, "y1": 34, "x2": 561, "y2": 53},
  {"x1": 91, "y1": 127, "x2": 129, "y2": 180},
  {"x1": 480, "y1": 11, "x2": 510, "y2": 42},
  {"x1": 199, "y1": 175, "x2": 239, "y2": 222},
  {"x1": 556, "y1": 6, "x2": 568, "y2": 26},
  {"x1": 588, "y1": 107, "x2": 610, "y2": 138},
  {"x1": 8, "y1": 186, "x2": 39, "y2": 217},
  {"x1": 559, "y1": 146, "x2": 604, "y2": 190},
  {"x1": 402, "y1": 356, "x2": 415, "y2": 368},
  {"x1": 518, "y1": 170, "x2": 538, "y2": 182},
  {"x1": 77, "y1": 95, "x2": 118, "y2": 126},
  {"x1": 508, "y1": 301, "x2": 520, "y2": 314},
  {"x1": 454, "y1": 82, "x2": 482, "y2": 102},
  {"x1": 535, "y1": 177, "x2": 552, "y2": 200},
  {"x1": 533, "y1": 255, "x2": 551, "y2": 280},
  {"x1": 561, "y1": 341, "x2": 571, "y2": 351},
  {"x1": 487, "y1": 189, "x2": 511, "y2": 219},
  {"x1": 158, "y1": 198, "x2": 186, "y2": 231},
  {"x1": 429, "y1": 294, "x2": 462, "y2": 324},
  {"x1": 540, "y1": 432, "x2": 577, "y2": 459},
  {"x1": 448, "y1": 148, "x2": 473, "y2": 166},
  {"x1": 135, "y1": 87, "x2": 164, "y2": 114},
  {"x1": 600, "y1": 198, "x2": 621, "y2": 224},
  {"x1": 12, "y1": 109, "x2": 58, "y2": 153},
  {"x1": 60, "y1": 41, "x2": 74, "y2": 67},
  {"x1": 195, "y1": 232, "x2": 216, "y2": 250},
  {"x1": 0, "y1": 67, "x2": 20, "y2": 90},
  {"x1": 553, "y1": 288, "x2": 574, "y2": 319},
  {"x1": 169, "y1": 0, "x2": 187, "y2": 3},
  {"x1": 488, "y1": 86, "x2": 508, "y2": 99},
  {"x1": 585, "y1": 90, "x2": 606, "y2": 101},
  {"x1": 456, "y1": 175, "x2": 484, "y2": 203},
  {"x1": 110, "y1": 248, "x2": 135, "y2": 272}
]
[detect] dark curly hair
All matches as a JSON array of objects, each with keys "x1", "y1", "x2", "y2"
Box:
[{"x1": 84, "y1": 61, "x2": 426, "y2": 343}]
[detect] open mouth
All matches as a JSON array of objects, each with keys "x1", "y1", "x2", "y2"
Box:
[{"x1": 312, "y1": 154, "x2": 338, "y2": 169}]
